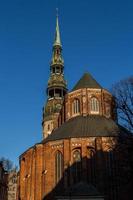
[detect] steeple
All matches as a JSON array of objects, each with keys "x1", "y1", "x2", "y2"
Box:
[
  {"x1": 53, "y1": 13, "x2": 62, "y2": 47},
  {"x1": 51, "y1": 13, "x2": 64, "y2": 67},
  {"x1": 42, "y1": 13, "x2": 67, "y2": 139}
]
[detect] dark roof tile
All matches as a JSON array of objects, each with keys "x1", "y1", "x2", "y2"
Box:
[
  {"x1": 72, "y1": 73, "x2": 102, "y2": 91},
  {"x1": 42, "y1": 115, "x2": 120, "y2": 143}
]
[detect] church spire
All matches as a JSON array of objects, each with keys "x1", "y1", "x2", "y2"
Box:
[
  {"x1": 51, "y1": 12, "x2": 64, "y2": 67},
  {"x1": 53, "y1": 9, "x2": 62, "y2": 47},
  {"x1": 42, "y1": 13, "x2": 67, "y2": 139}
]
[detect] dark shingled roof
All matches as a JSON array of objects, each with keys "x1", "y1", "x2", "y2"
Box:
[
  {"x1": 72, "y1": 72, "x2": 102, "y2": 91},
  {"x1": 42, "y1": 115, "x2": 120, "y2": 143}
]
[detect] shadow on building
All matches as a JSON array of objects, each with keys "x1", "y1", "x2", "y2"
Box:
[{"x1": 43, "y1": 132, "x2": 133, "y2": 200}]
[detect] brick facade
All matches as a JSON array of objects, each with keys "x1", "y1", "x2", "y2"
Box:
[
  {"x1": 8, "y1": 170, "x2": 17, "y2": 200},
  {"x1": 59, "y1": 88, "x2": 116, "y2": 125},
  {"x1": 17, "y1": 16, "x2": 133, "y2": 200},
  {"x1": 18, "y1": 135, "x2": 122, "y2": 200}
]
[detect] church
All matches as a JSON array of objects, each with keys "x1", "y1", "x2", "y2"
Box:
[{"x1": 17, "y1": 16, "x2": 132, "y2": 200}]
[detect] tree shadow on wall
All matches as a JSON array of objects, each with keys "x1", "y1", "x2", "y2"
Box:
[{"x1": 42, "y1": 133, "x2": 133, "y2": 200}]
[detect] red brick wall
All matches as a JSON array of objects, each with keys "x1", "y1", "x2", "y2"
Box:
[
  {"x1": 18, "y1": 136, "x2": 118, "y2": 200},
  {"x1": 58, "y1": 88, "x2": 116, "y2": 127}
]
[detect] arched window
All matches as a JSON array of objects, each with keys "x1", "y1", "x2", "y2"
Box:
[
  {"x1": 48, "y1": 124, "x2": 50, "y2": 131},
  {"x1": 90, "y1": 97, "x2": 100, "y2": 114},
  {"x1": 55, "y1": 151, "x2": 63, "y2": 184},
  {"x1": 105, "y1": 103, "x2": 111, "y2": 117},
  {"x1": 87, "y1": 148, "x2": 96, "y2": 185},
  {"x1": 72, "y1": 99, "x2": 80, "y2": 115},
  {"x1": 73, "y1": 149, "x2": 81, "y2": 183}
]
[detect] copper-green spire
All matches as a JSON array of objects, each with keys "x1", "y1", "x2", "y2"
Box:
[
  {"x1": 51, "y1": 11, "x2": 64, "y2": 66},
  {"x1": 53, "y1": 12, "x2": 62, "y2": 47}
]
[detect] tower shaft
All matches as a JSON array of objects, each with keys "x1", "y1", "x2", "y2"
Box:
[{"x1": 42, "y1": 15, "x2": 67, "y2": 139}]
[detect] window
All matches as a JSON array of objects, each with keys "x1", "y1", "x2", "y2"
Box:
[
  {"x1": 52, "y1": 67, "x2": 55, "y2": 73},
  {"x1": 90, "y1": 97, "x2": 100, "y2": 114},
  {"x1": 55, "y1": 151, "x2": 63, "y2": 184},
  {"x1": 72, "y1": 99, "x2": 80, "y2": 115},
  {"x1": 55, "y1": 89, "x2": 62, "y2": 97},
  {"x1": 55, "y1": 67, "x2": 61, "y2": 74},
  {"x1": 48, "y1": 124, "x2": 50, "y2": 131},
  {"x1": 87, "y1": 148, "x2": 96, "y2": 185},
  {"x1": 105, "y1": 103, "x2": 111, "y2": 117},
  {"x1": 73, "y1": 150, "x2": 81, "y2": 183},
  {"x1": 22, "y1": 157, "x2": 25, "y2": 162}
]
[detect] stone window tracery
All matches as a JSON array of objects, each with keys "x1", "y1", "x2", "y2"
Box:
[
  {"x1": 55, "y1": 151, "x2": 63, "y2": 184},
  {"x1": 72, "y1": 99, "x2": 80, "y2": 115},
  {"x1": 90, "y1": 97, "x2": 100, "y2": 114}
]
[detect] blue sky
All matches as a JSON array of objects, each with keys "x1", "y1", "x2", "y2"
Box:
[{"x1": 0, "y1": 0, "x2": 133, "y2": 166}]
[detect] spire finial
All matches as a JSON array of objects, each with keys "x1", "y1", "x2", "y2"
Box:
[
  {"x1": 53, "y1": 9, "x2": 62, "y2": 47},
  {"x1": 56, "y1": 7, "x2": 59, "y2": 17}
]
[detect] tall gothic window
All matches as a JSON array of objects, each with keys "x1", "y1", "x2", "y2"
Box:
[
  {"x1": 72, "y1": 99, "x2": 80, "y2": 115},
  {"x1": 90, "y1": 97, "x2": 100, "y2": 114},
  {"x1": 55, "y1": 151, "x2": 63, "y2": 184},
  {"x1": 87, "y1": 148, "x2": 96, "y2": 185},
  {"x1": 73, "y1": 149, "x2": 81, "y2": 183}
]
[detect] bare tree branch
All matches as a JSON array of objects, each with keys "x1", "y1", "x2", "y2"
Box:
[
  {"x1": 111, "y1": 76, "x2": 133, "y2": 133},
  {"x1": 0, "y1": 157, "x2": 13, "y2": 171}
]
